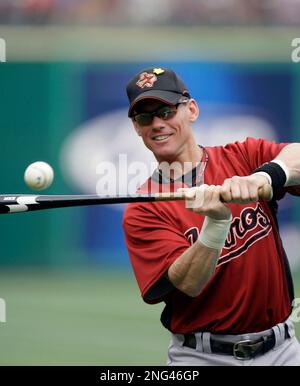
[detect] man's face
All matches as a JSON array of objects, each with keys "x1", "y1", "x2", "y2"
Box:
[{"x1": 132, "y1": 99, "x2": 199, "y2": 162}]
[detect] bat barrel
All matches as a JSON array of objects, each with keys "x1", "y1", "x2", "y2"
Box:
[{"x1": 0, "y1": 193, "x2": 181, "y2": 214}]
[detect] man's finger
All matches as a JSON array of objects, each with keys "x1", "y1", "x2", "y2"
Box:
[
  {"x1": 220, "y1": 179, "x2": 233, "y2": 202},
  {"x1": 185, "y1": 185, "x2": 207, "y2": 208}
]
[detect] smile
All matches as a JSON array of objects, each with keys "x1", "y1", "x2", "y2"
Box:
[{"x1": 152, "y1": 134, "x2": 172, "y2": 141}]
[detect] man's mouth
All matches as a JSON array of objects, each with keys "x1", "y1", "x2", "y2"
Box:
[{"x1": 152, "y1": 134, "x2": 172, "y2": 142}]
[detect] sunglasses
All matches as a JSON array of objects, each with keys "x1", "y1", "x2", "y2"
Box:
[{"x1": 133, "y1": 102, "x2": 187, "y2": 126}]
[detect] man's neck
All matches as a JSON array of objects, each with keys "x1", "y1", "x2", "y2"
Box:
[{"x1": 157, "y1": 143, "x2": 203, "y2": 181}]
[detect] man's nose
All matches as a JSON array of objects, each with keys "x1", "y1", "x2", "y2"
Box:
[{"x1": 151, "y1": 115, "x2": 166, "y2": 129}]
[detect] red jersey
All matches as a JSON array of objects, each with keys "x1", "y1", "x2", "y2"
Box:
[{"x1": 123, "y1": 137, "x2": 300, "y2": 334}]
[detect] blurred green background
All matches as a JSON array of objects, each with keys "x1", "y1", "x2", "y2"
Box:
[
  {"x1": 1, "y1": 1, "x2": 300, "y2": 365},
  {"x1": 0, "y1": 270, "x2": 300, "y2": 365},
  {"x1": 0, "y1": 270, "x2": 170, "y2": 365}
]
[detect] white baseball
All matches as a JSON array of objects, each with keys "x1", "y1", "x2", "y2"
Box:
[{"x1": 24, "y1": 161, "x2": 54, "y2": 190}]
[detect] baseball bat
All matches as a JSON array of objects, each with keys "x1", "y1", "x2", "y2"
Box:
[{"x1": 0, "y1": 184, "x2": 272, "y2": 215}]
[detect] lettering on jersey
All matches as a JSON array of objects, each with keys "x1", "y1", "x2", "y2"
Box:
[
  {"x1": 224, "y1": 204, "x2": 271, "y2": 249},
  {"x1": 184, "y1": 227, "x2": 199, "y2": 245},
  {"x1": 184, "y1": 203, "x2": 272, "y2": 267}
]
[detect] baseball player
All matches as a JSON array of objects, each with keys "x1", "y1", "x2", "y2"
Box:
[{"x1": 122, "y1": 67, "x2": 300, "y2": 366}]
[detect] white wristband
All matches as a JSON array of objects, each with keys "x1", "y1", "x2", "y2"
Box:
[
  {"x1": 271, "y1": 159, "x2": 290, "y2": 186},
  {"x1": 198, "y1": 215, "x2": 232, "y2": 250}
]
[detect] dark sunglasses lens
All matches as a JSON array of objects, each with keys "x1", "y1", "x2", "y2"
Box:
[
  {"x1": 134, "y1": 113, "x2": 152, "y2": 126},
  {"x1": 157, "y1": 107, "x2": 176, "y2": 120},
  {"x1": 134, "y1": 106, "x2": 178, "y2": 125}
]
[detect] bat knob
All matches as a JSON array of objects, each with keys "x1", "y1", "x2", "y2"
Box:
[{"x1": 258, "y1": 184, "x2": 273, "y2": 201}]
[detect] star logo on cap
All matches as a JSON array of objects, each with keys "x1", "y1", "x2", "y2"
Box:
[
  {"x1": 136, "y1": 72, "x2": 157, "y2": 89},
  {"x1": 153, "y1": 68, "x2": 165, "y2": 75}
]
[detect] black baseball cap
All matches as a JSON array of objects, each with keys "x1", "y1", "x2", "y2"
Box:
[{"x1": 126, "y1": 67, "x2": 191, "y2": 117}]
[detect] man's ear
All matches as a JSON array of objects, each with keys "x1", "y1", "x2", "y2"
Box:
[{"x1": 188, "y1": 99, "x2": 199, "y2": 122}]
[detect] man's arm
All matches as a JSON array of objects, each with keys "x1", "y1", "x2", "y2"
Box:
[
  {"x1": 168, "y1": 142, "x2": 300, "y2": 297},
  {"x1": 167, "y1": 238, "x2": 223, "y2": 297},
  {"x1": 274, "y1": 143, "x2": 300, "y2": 186},
  {"x1": 220, "y1": 142, "x2": 300, "y2": 203},
  {"x1": 167, "y1": 185, "x2": 232, "y2": 297}
]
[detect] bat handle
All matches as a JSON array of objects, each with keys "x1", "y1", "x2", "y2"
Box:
[{"x1": 154, "y1": 184, "x2": 273, "y2": 202}]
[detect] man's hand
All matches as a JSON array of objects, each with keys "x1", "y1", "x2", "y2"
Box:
[
  {"x1": 178, "y1": 174, "x2": 270, "y2": 219},
  {"x1": 178, "y1": 184, "x2": 231, "y2": 220},
  {"x1": 220, "y1": 174, "x2": 270, "y2": 203},
  {"x1": 173, "y1": 184, "x2": 232, "y2": 297}
]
